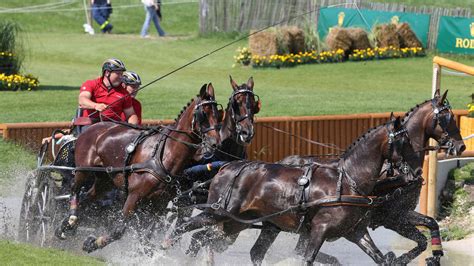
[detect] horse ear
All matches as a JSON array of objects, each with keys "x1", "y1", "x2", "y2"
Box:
[
  {"x1": 394, "y1": 116, "x2": 402, "y2": 130},
  {"x1": 439, "y1": 90, "x2": 448, "y2": 105},
  {"x1": 389, "y1": 112, "x2": 395, "y2": 121},
  {"x1": 206, "y1": 83, "x2": 215, "y2": 98},
  {"x1": 230, "y1": 75, "x2": 238, "y2": 91},
  {"x1": 199, "y1": 83, "x2": 208, "y2": 98},
  {"x1": 247, "y1": 76, "x2": 254, "y2": 90},
  {"x1": 433, "y1": 88, "x2": 440, "y2": 98}
]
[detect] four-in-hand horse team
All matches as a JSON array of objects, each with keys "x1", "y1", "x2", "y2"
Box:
[{"x1": 26, "y1": 57, "x2": 467, "y2": 265}]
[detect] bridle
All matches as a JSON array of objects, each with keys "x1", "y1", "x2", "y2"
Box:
[
  {"x1": 229, "y1": 88, "x2": 260, "y2": 142},
  {"x1": 337, "y1": 121, "x2": 413, "y2": 196},
  {"x1": 192, "y1": 99, "x2": 222, "y2": 135},
  {"x1": 430, "y1": 98, "x2": 459, "y2": 154}
]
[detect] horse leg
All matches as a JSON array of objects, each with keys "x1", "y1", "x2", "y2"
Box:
[
  {"x1": 407, "y1": 211, "x2": 443, "y2": 261},
  {"x1": 249, "y1": 222, "x2": 280, "y2": 266},
  {"x1": 345, "y1": 227, "x2": 395, "y2": 265},
  {"x1": 294, "y1": 232, "x2": 309, "y2": 256},
  {"x1": 161, "y1": 211, "x2": 226, "y2": 249},
  {"x1": 295, "y1": 230, "x2": 338, "y2": 264},
  {"x1": 54, "y1": 170, "x2": 90, "y2": 239},
  {"x1": 388, "y1": 210, "x2": 441, "y2": 265},
  {"x1": 82, "y1": 173, "x2": 158, "y2": 253},
  {"x1": 304, "y1": 218, "x2": 329, "y2": 266},
  {"x1": 82, "y1": 189, "x2": 140, "y2": 252}
]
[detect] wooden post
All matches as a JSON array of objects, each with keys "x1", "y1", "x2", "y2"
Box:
[
  {"x1": 419, "y1": 155, "x2": 429, "y2": 215},
  {"x1": 427, "y1": 62, "x2": 442, "y2": 218}
]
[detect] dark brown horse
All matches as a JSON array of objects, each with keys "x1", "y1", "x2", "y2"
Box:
[
  {"x1": 279, "y1": 89, "x2": 466, "y2": 265},
  {"x1": 162, "y1": 117, "x2": 416, "y2": 265},
  {"x1": 170, "y1": 76, "x2": 260, "y2": 245},
  {"x1": 54, "y1": 83, "x2": 223, "y2": 252}
]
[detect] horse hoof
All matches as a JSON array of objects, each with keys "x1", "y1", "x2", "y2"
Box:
[
  {"x1": 83, "y1": 236, "x2": 99, "y2": 253},
  {"x1": 54, "y1": 217, "x2": 77, "y2": 240},
  {"x1": 425, "y1": 256, "x2": 441, "y2": 266}
]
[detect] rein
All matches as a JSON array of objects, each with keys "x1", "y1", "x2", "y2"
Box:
[
  {"x1": 261, "y1": 124, "x2": 344, "y2": 151},
  {"x1": 86, "y1": 3, "x2": 350, "y2": 119}
]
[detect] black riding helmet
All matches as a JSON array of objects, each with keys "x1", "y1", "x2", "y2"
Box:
[
  {"x1": 122, "y1": 71, "x2": 142, "y2": 86},
  {"x1": 102, "y1": 58, "x2": 126, "y2": 75},
  {"x1": 101, "y1": 58, "x2": 126, "y2": 89}
]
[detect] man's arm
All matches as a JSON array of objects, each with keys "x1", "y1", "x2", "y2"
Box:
[
  {"x1": 124, "y1": 107, "x2": 138, "y2": 124},
  {"x1": 78, "y1": 91, "x2": 107, "y2": 111}
]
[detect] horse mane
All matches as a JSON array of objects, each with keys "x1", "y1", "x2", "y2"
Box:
[
  {"x1": 174, "y1": 97, "x2": 196, "y2": 123},
  {"x1": 401, "y1": 98, "x2": 433, "y2": 124},
  {"x1": 341, "y1": 121, "x2": 390, "y2": 159}
]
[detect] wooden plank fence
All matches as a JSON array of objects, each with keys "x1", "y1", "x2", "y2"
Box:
[
  {"x1": 199, "y1": 0, "x2": 471, "y2": 49},
  {"x1": 1, "y1": 110, "x2": 468, "y2": 163}
]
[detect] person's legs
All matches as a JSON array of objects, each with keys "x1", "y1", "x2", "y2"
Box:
[
  {"x1": 93, "y1": 4, "x2": 112, "y2": 33},
  {"x1": 140, "y1": 6, "x2": 152, "y2": 37},
  {"x1": 150, "y1": 7, "x2": 165, "y2": 36}
]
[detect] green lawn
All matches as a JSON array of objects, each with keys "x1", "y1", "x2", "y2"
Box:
[
  {"x1": 0, "y1": 1, "x2": 473, "y2": 123},
  {"x1": 0, "y1": 240, "x2": 104, "y2": 265}
]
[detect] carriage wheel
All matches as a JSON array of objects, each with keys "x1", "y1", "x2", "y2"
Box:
[
  {"x1": 18, "y1": 171, "x2": 39, "y2": 243},
  {"x1": 19, "y1": 171, "x2": 62, "y2": 247}
]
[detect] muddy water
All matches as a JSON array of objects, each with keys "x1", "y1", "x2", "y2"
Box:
[{"x1": 1, "y1": 170, "x2": 472, "y2": 265}]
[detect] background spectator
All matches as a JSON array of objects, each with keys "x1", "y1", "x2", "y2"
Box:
[
  {"x1": 141, "y1": 0, "x2": 165, "y2": 38},
  {"x1": 91, "y1": 0, "x2": 113, "y2": 33}
]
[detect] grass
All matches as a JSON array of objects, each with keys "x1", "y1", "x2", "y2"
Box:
[
  {"x1": 0, "y1": 240, "x2": 104, "y2": 265},
  {"x1": 0, "y1": 1, "x2": 472, "y2": 123}
]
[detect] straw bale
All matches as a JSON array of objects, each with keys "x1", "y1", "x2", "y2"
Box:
[
  {"x1": 396, "y1": 23, "x2": 422, "y2": 48},
  {"x1": 249, "y1": 30, "x2": 278, "y2": 57},
  {"x1": 326, "y1": 27, "x2": 352, "y2": 54},
  {"x1": 375, "y1": 24, "x2": 400, "y2": 48},
  {"x1": 347, "y1": 28, "x2": 372, "y2": 50},
  {"x1": 280, "y1": 26, "x2": 305, "y2": 54}
]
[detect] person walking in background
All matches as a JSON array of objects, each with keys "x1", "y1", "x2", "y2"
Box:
[
  {"x1": 141, "y1": 0, "x2": 165, "y2": 38},
  {"x1": 91, "y1": 0, "x2": 113, "y2": 33}
]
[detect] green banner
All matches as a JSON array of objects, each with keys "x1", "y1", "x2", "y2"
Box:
[
  {"x1": 318, "y1": 8, "x2": 430, "y2": 47},
  {"x1": 437, "y1": 16, "x2": 474, "y2": 54}
]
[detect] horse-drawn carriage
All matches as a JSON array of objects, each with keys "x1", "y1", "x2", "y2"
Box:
[
  {"x1": 17, "y1": 76, "x2": 465, "y2": 265},
  {"x1": 17, "y1": 77, "x2": 259, "y2": 249}
]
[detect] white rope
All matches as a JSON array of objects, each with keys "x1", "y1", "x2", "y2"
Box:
[
  {"x1": 441, "y1": 68, "x2": 474, "y2": 77},
  {"x1": 0, "y1": 0, "x2": 198, "y2": 14},
  {"x1": 464, "y1": 134, "x2": 474, "y2": 140}
]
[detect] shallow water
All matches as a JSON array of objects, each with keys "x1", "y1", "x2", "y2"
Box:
[{"x1": 1, "y1": 169, "x2": 472, "y2": 265}]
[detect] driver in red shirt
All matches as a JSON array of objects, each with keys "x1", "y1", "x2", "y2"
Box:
[{"x1": 78, "y1": 58, "x2": 138, "y2": 126}]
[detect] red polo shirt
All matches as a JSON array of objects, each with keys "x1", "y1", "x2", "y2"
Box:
[
  {"x1": 121, "y1": 98, "x2": 142, "y2": 125},
  {"x1": 80, "y1": 77, "x2": 133, "y2": 121}
]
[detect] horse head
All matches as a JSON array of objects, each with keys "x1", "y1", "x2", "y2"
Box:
[
  {"x1": 427, "y1": 89, "x2": 466, "y2": 156},
  {"x1": 176, "y1": 83, "x2": 221, "y2": 155},
  {"x1": 225, "y1": 76, "x2": 260, "y2": 145},
  {"x1": 386, "y1": 114, "x2": 420, "y2": 181}
]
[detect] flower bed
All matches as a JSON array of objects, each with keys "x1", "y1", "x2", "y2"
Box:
[
  {"x1": 0, "y1": 73, "x2": 39, "y2": 91},
  {"x1": 234, "y1": 47, "x2": 425, "y2": 68}
]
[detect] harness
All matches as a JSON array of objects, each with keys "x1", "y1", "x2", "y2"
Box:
[
  {"x1": 72, "y1": 99, "x2": 221, "y2": 194},
  {"x1": 185, "y1": 122, "x2": 417, "y2": 227}
]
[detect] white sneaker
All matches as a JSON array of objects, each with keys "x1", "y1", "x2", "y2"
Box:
[
  {"x1": 83, "y1": 24, "x2": 95, "y2": 35},
  {"x1": 141, "y1": 35, "x2": 151, "y2": 39}
]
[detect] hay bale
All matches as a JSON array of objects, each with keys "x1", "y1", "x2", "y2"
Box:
[
  {"x1": 347, "y1": 27, "x2": 372, "y2": 50},
  {"x1": 249, "y1": 30, "x2": 278, "y2": 57},
  {"x1": 280, "y1": 26, "x2": 305, "y2": 54},
  {"x1": 375, "y1": 24, "x2": 400, "y2": 48},
  {"x1": 326, "y1": 27, "x2": 352, "y2": 54},
  {"x1": 396, "y1": 23, "x2": 422, "y2": 48}
]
